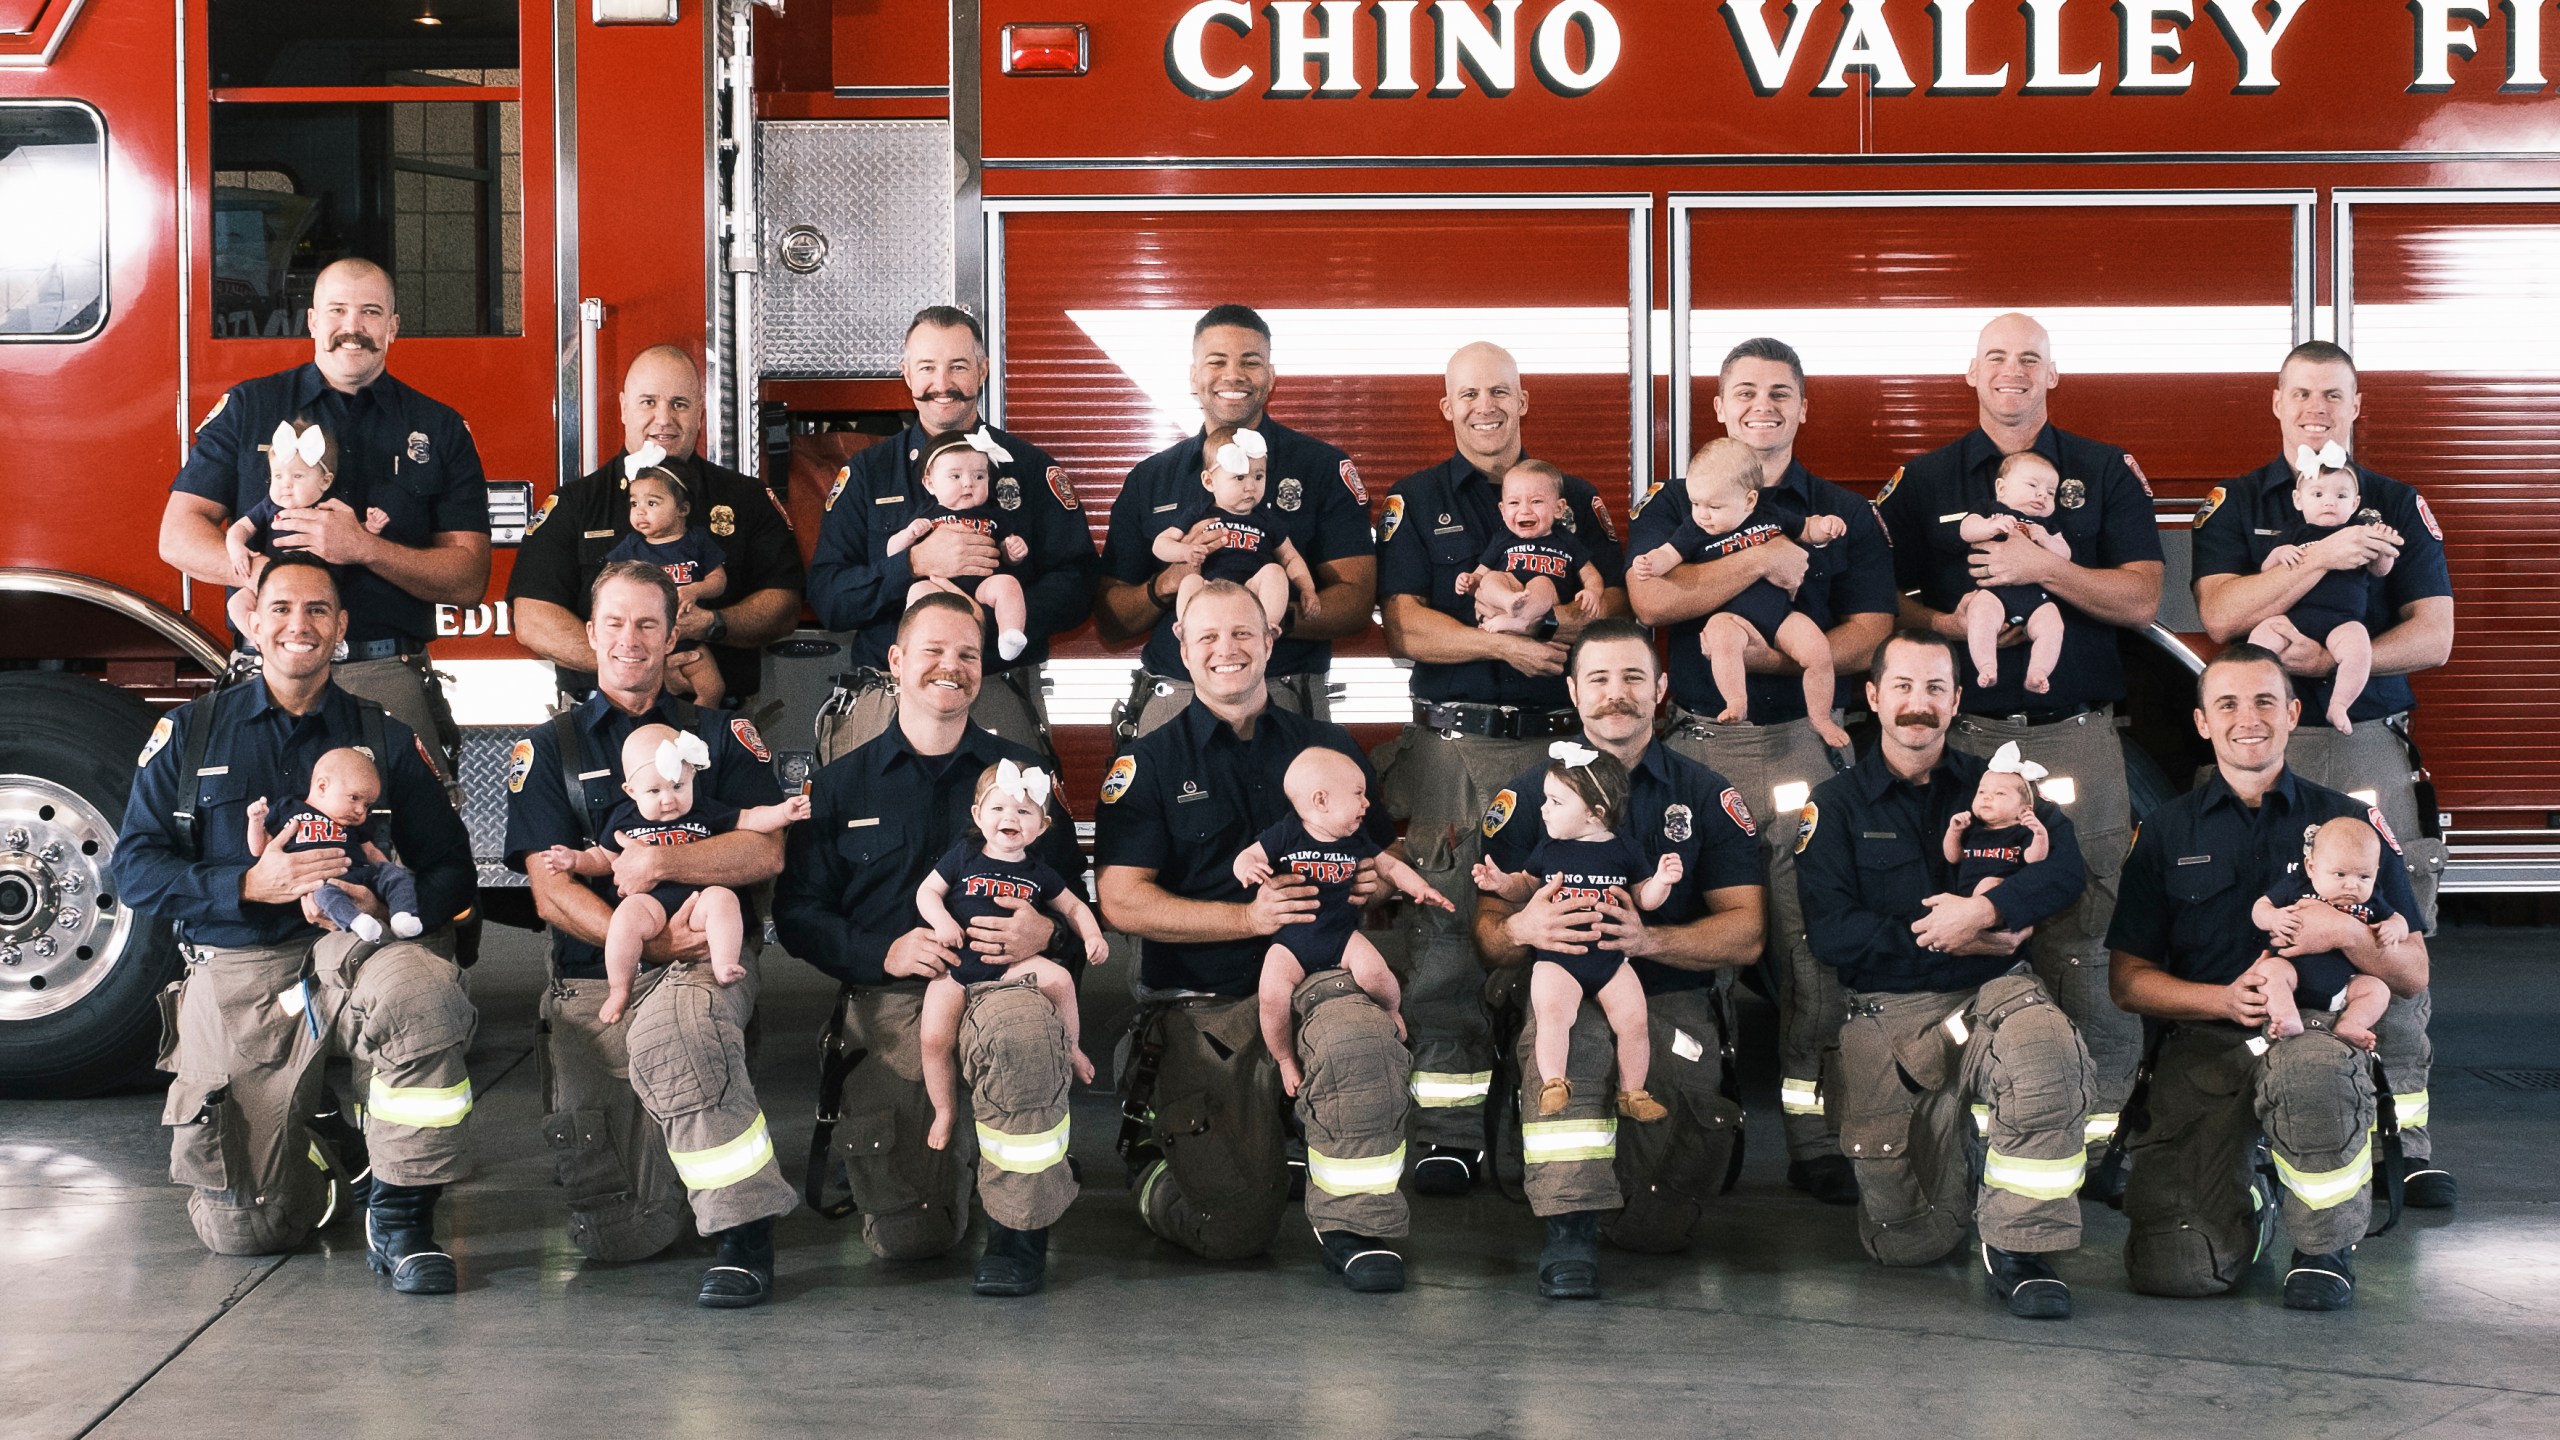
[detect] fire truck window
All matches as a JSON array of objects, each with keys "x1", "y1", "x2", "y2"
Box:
[
  {"x1": 0, "y1": 105, "x2": 106, "y2": 342},
  {"x1": 210, "y1": 0, "x2": 518, "y2": 89},
  {"x1": 210, "y1": 99, "x2": 521, "y2": 339}
]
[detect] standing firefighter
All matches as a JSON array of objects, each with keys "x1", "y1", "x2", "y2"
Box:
[
  {"x1": 1794, "y1": 631, "x2": 2096, "y2": 1318},
  {"x1": 2108, "y1": 644, "x2": 2430, "y2": 1310},
  {"x1": 114, "y1": 555, "x2": 477, "y2": 1292}
]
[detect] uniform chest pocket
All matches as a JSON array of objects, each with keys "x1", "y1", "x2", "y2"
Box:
[
  {"x1": 841, "y1": 818, "x2": 913, "y2": 871},
  {"x1": 577, "y1": 529, "x2": 623, "y2": 570},
  {"x1": 366, "y1": 460, "x2": 444, "y2": 542},
  {"x1": 2167, "y1": 864, "x2": 2241, "y2": 949},
  {"x1": 1864, "y1": 848, "x2": 1934, "y2": 915}
]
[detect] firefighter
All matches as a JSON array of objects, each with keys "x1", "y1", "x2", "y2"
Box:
[
  {"x1": 1626, "y1": 337, "x2": 1895, "y2": 1207},
  {"x1": 2191, "y1": 341, "x2": 2458, "y2": 1210},
  {"x1": 806, "y1": 306, "x2": 1100, "y2": 760},
  {"x1": 1370, "y1": 341, "x2": 1629, "y2": 1195},
  {"x1": 1472, "y1": 619, "x2": 1764, "y2": 1298},
  {"x1": 1094, "y1": 579, "x2": 1412, "y2": 1290},
  {"x1": 772, "y1": 594, "x2": 1087, "y2": 1295},
  {"x1": 113, "y1": 555, "x2": 476, "y2": 1290},
  {"x1": 157, "y1": 257, "x2": 489, "y2": 799},
  {"x1": 1094, "y1": 304, "x2": 1377, "y2": 739},
  {"x1": 2108, "y1": 644, "x2": 2431, "y2": 1309},
  {"x1": 1795, "y1": 630, "x2": 2096, "y2": 1318},
  {"x1": 503, "y1": 561, "x2": 797, "y2": 1307},
  {"x1": 1875, "y1": 311, "x2": 2161, "y2": 1196},
  {"x1": 509, "y1": 344, "x2": 807, "y2": 710}
]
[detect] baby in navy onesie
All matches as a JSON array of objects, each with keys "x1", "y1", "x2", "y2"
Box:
[
  {"x1": 1456, "y1": 460, "x2": 1605, "y2": 633},
  {"x1": 2248, "y1": 816, "x2": 2402, "y2": 1050},
  {"x1": 1630, "y1": 439, "x2": 1851, "y2": 747},
  {"x1": 1154, "y1": 425, "x2": 1319, "y2": 629},
  {"x1": 537, "y1": 723, "x2": 807, "y2": 1025},
  {"x1": 2247, "y1": 455, "x2": 2400, "y2": 733},
  {"x1": 1949, "y1": 450, "x2": 2073, "y2": 696},
  {"x1": 245, "y1": 747, "x2": 421, "y2": 944},
  {"x1": 1472, "y1": 745, "x2": 1682, "y2": 1124},
  {"x1": 1942, "y1": 742, "x2": 2053, "y2": 896},
  {"x1": 1232, "y1": 747, "x2": 1449, "y2": 1098},
  {"x1": 605, "y1": 455, "x2": 733, "y2": 707},
  {"x1": 222, "y1": 418, "x2": 386, "y2": 643},
  {"x1": 913, "y1": 760, "x2": 1109, "y2": 1149},
  {"x1": 886, "y1": 429, "x2": 1036, "y2": 661}
]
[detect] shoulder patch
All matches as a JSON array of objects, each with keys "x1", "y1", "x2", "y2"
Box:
[
  {"x1": 2125, "y1": 452, "x2": 2153, "y2": 498},
  {"x1": 1339, "y1": 458, "x2": 1367, "y2": 505},
  {"x1": 1590, "y1": 496, "x2": 1615, "y2": 542},
  {"x1": 1876, "y1": 467, "x2": 1902, "y2": 505},
  {"x1": 2369, "y1": 806, "x2": 2402, "y2": 854},
  {"x1": 2414, "y1": 495, "x2": 2442, "y2": 541},
  {"x1": 1048, "y1": 464, "x2": 1080, "y2": 512},
  {"x1": 138, "y1": 716, "x2": 173, "y2": 769},
  {"x1": 505, "y1": 738, "x2": 535, "y2": 794},
  {"x1": 194, "y1": 392, "x2": 231, "y2": 434},
  {"x1": 1719, "y1": 785, "x2": 1755, "y2": 837},
  {"x1": 730, "y1": 717, "x2": 770, "y2": 763},
  {"x1": 826, "y1": 467, "x2": 850, "y2": 512},
  {"x1": 2193, "y1": 485, "x2": 2225, "y2": 529},
  {"x1": 1794, "y1": 800, "x2": 1819, "y2": 855},
  {"x1": 525, "y1": 493, "x2": 557, "y2": 536},
  {"x1": 415, "y1": 734, "x2": 437, "y2": 772},
  {"x1": 1482, "y1": 787, "x2": 1517, "y2": 838},
  {"x1": 1101, "y1": 754, "x2": 1136, "y2": 805},
  {"x1": 1380, "y1": 494, "x2": 1405, "y2": 544}
]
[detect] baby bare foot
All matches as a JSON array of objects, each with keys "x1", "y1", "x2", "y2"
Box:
[
  {"x1": 598, "y1": 992, "x2": 629, "y2": 1026},
  {"x1": 2336, "y1": 1023, "x2": 2377, "y2": 1051},
  {"x1": 1978, "y1": 667, "x2": 1999, "y2": 688},
  {"x1": 1277, "y1": 1059, "x2": 1305, "y2": 1098},
  {"x1": 1813, "y1": 718, "x2": 1851, "y2": 749},
  {"x1": 2025, "y1": 670, "x2": 2053, "y2": 695},
  {"x1": 2267, "y1": 1014, "x2": 2305, "y2": 1040},
  {"x1": 2328, "y1": 706, "x2": 2355, "y2": 734},
  {"x1": 1072, "y1": 1049, "x2": 1096, "y2": 1085},
  {"x1": 926, "y1": 1112, "x2": 955, "y2": 1150}
]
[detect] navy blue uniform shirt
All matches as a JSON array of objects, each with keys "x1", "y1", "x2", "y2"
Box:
[
  {"x1": 2109, "y1": 766, "x2": 2417, "y2": 989},
  {"x1": 774, "y1": 723, "x2": 1082, "y2": 989},
  {"x1": 1102, "y1": 417, "x2": 1374, "y2": 683},
  {"x1": 1796, "y1": 744, "x2": 2085, "y2": 995},
  {"x1": 1377, "y1": 452, "x2": 1625, "y2": 708},
  {"x1": 1877, "y1": 425, "x2": 2162, "y2": 714},
  {"x1": 115, "y1": 680, "x2": 472, "y2": 948},
  {"x1": 501, "y1": 690, "x2": 782, "y2": 979},
  {"x1": 174, "y1": 364, "x2": 490, "y2": 647},
  {"x1": 2191, "y1": 459, "x2": 2452, "y2": 724},
  {"x1": 1630, "y1": 461, "x2": 1895, "y2": 723},
  {"x1": 606, "y1": 526, "x2": 728, "y2": 589},
  {"x1": 1092, "y1": 700, "x2": 1391, "y2": 996},
  {"x1": 809, "y1": 421, "x2": 1098, "y2": 674},
  {"x1": 1480, "y1": 743, "x2": 1763, "y2": 996}
]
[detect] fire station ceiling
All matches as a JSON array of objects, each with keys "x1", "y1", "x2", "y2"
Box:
[{"x1": 209, "y1": 0, "x2": 517, "y2": 89}]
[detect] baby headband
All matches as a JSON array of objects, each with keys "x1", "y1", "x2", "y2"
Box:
[
  {"x1": 1216, "y1": 428, "x2": 1268, "y2": 477},
  {"x1": 624, "y1": 441, "x2": 669, "y2": 481},
  {"x1": 270, "y1": 422, "x2": 328, "y2": 468},
  {"x1": 1549, "y1": 740, "x2": 1599, "y2": 770},
  {"x1": 2293, "y1": 441, "x2": 2348, "y2": 476},
  {"x1": 1987, "y1": 741, "x2": 2048, "y2": 784},
  {"x1": 653, "y1": 731, "x2": 711, "y2": 780},
  {"x1": 989, "y1": 758, "x2": 1051, "y2": 807}
]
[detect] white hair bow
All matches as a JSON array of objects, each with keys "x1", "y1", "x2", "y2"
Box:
[
  {"x1": 653, "y1": 731, "x2": 711, "y2": 780},
  {"x1": 2293, "y1": 441, "x2": 2348, "y2": 476},
  {"x1": 1987, "y1": 741, "x2": 2048, "y2": 783},
  {"x1": 1549, "y1": 740, "x2": 1599, "y2": 769},
  {"x1": 270, "y1": 421, "x2": 327, "y2": 468},
  {"x1": 964, "y1": 427, "x2": 1013, "y2": 465},
  {"x1": 990, "y1": 759, "x2": 1051, "y2": 807},
  {"x1": 624, "y1": 441, "x2": 668, "y2": 481},
  {"x1": 1215, "y1": 428, "x2": 1268, "y2": 477}
]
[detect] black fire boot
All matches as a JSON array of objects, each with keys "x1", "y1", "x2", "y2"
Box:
[
  {"x1": 1408, "y1": 1145, "x2": 1481, "y2": 1197},
  {"x1": 2403, "y1": 1167, "x2": 2458, "y2": 1210},
  {"x1": 2282, "y1": 1247, "x2": 2356, "y2": 1311},
  {"x1": 974, "y1": 1219, "x2": 1050, "y2": 1298},
  {"x1": 1786, "y1": 1155, "x2": 1860, "y2": 1206},
  {"x1": 1537, "y1": 1211, "x2": 1600, "y2": 1299},
  {"x1": 365, "y1": 1182, "x2": 457, "y2": 1296},
  {"x1": 1982, "y1": 1243, "x2": 2071, "y2": 1319},
  {"x1": 698, "y1": 1217, "x2": 777, "y2": 1309},
  {"x1": 1316, "y1": 1230, "x2": 1405, "y2": 1293}
]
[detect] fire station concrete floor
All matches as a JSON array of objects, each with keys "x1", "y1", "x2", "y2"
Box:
[{"x1": 7, "y1": 926, "x2": 2556, "y2": 1440}]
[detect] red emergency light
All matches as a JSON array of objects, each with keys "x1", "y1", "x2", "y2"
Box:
[{"x1": 1002, "y1": 23, "x2": 1088, "y2": 77}]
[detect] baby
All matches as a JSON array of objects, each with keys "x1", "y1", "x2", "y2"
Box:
[
  {"x1": 605, "y1": 449, "x2": 732, "y2": 707},
  {"x1": 1154, "y1": 426, "x2": 1319, "y2": 627},
  {"x1": 1951, "y1": 451, "x2": 2073, "y2": 695},
  {"x1": 223, "y1": 419, "x2": 388, "y2": 639},
  {"x1": 1454, "y1": 460, "x2": 1606, "y2": 633},
  {"x1": 1630, "y1": 439, "x2": 1850, "y2": 747},
  {"x1": 244, "y1": 747, "x2": 422, "y2": 944},
  {"x1": 1471, "y1": 744, "x2": 1683, "y2": 1124},
  {"x1": 1232, "y1": 748, "x2": 1453, "y2": 1098},
  {"x1": 887, "y1": 430, "x2": 1035, "y2": 661},
  {"x1": 2247, "y1": 816, "x2": 2403, "y2": 1050},
  {"x1": 2249, "y1": 450, "x2": 2399, "y2": 733},
  {"x1": 914, "y1": 760, "x2": 1110, "y2": 1150},
  {"x1": 538, "y1": 724, "x2": 808, "y2": 1025},
  {"x1": 1942, "y1": 743, "x2": 2052, "y2": 895}
]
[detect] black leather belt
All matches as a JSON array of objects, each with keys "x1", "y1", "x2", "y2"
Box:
[
  {"x1": 341, "y1": 638, "x2": 424, "y2": 662},
  {"x1": 1415, "y1": 701, "x2": 1581, "y2": 740},
  {"x1": 1969, "y1": 704, "x2": 2096, "y2": 727}
]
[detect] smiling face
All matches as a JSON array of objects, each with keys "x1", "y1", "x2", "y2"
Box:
[
  {"x1": 904, "y1": 320, "x2": 987, "y2": 436},
  {"x1": 268, "y1": 448, "x2": 334, "y2": 511},
  {"x1": 1714, "y1": 355, "x2": 1807, "y2": 460},
  {"x1": 619, "y1": 346, "x2": 702, "y2": 460},
  {"x1": 1970, "y1": 770, "x2": 2034, "y2": 829},
  {"x1": 2196, "y1": 655, "x2": 2299, "y2": 781},
  {"x1": 1499, "y1": 465, "x2": 1562, "y2": 538},
  {"x1": 922, "y1": 449, "x2": 991, "y2": 512},
  {"x1": 1192, "y1": 323, "x2": 1274, "y2": 430},
  {"x1": 627, "y1": 472, "x2": 687, "y2": 541},
  {"x1": 1995, "y1": 454, "x2": 2061, "y2": 518},
  {"x1": 1866, "y1": 635, "x2": 1959, "y2": 757},
  {"x1": 249, "y1": 562, "x2": 348, "y2": 687},
  {"x1": 971, "y1": 775, "x2": 1051, "y2": 858},
  {"x1": 2275, "y1": 356, "x2": 2361, "y2": 461},
  {"x1": 1442, "y1": 342, "x2": 1527, "y2": 470},
  {"x1": 1176, "y1": 582, "x2": 1273, "y2": 709},
  {"x1": 2293, "y1": 468, "x2": 2360, "y2": 528},
  {"x1": 1966, "y1": 312, "x2": 2057, "y2": 432},
  {"x1": 889, "y1": 600, "x2": 984, "y2": 721},
  {"x1": 588, "y1": 573, "x2": 676, "y2": 699},
  {"x1": 305, "y1": 261, "x2": 398, "y2": 392},
  {"x1": 1566, "y1": 635, "x2": 1664, "y2": 752},
  {"x1": 307, "y1": 749, "x2": 380, "y2": 828}
]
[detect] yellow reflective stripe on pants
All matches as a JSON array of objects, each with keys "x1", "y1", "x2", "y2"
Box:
[
  {"x1": 1521, "y1": 1119, "x2": 1617, "y2": 1164},
  {"x1": 366, "y1": 1075, "x2": 471, "y2": 1128},
  {"x1": 1982, "y1": 1147, "x2": 2086, "y2": 1201},
  {"x1": 1305, "y1": 1143, "x2": 1405, "y2": 1196},
  {"x1": 2394, "y1": 1090, "x2": 2431, "y2": 1129},
  {"x1": 974, "y1": 1115, "x2": 1070, "y2": 1174},
  {"x1": 1780, "y1": 1077, "x2": 1824, "y2": 1115},
  {"x1": 1410, "y1": 1071, "x2": 1493, "y2": 1108},
  {"x1": 2085, "y1": 1112, "x2": 2120, "y2": 1144},
  {"x1": 1970, "y1": 1103, "x2": 1990, "y2": 1136},
  {"x1": 670, "y1": 1112, "x2": 775, "y2": 1192},
  {"x1": 2275, "y1": 1137, "x2": 2373, "y2": 1211}
]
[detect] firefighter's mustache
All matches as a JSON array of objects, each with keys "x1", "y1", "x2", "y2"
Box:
[
  {"x1": 1590, "y1": 700, "x2": 1645, "y2": 719},
  {"x1": 329, "y1": 332, "x2": 379, "y2": 352},
  {"x1": 914, "y1": 386, "x2": 972, "y2": 405},
  {"x1": 1892, "y1": 709, "x2": 1943, "y2": 729}
]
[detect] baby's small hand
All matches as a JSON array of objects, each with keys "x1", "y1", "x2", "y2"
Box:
[
  {"x1": 779, "y1": 794, "x2": 812, "y2": 823},
  {"x1": 2376, "y1": 914, "x2": 2411, "y2": 946},
  {"x1": 1454, "y1": 571, "x2": 1480, "y2": 595},
  {"x1": 1630, "y1": 553, "x2": 1659, "y2": 581},
  {"x1": 929, "y1": 919, "x2": 966, "y2": 949},
  {"x1": 1804, "y1": 515, "x2": 1848, "y2": 544},
  {"x1": 1298, "y1": 587, "x2": 1322, "y2": 619},
  {"x1": 2269, "y1": 544, "x2": 2306, "y2": 570},
  {"x1": 1947, "y1": 810, "x2": 1973, "y2": 834},
  {"x1": 537, "y1": 845, "x2": 580, "y2": 876},
  {"x1": 1574, "y1": 589, "x2": 1603, "y2": 618},
  {"x1": 2021, "y1": 809, "x2": 2045, "y2": 832},
  {"x1": 364, "y1": 507, "x2": 391, "y2": 535},
  {"x1": 1654, "y1": 852, "x2": 1684, "y2": 885},
  {"x1": 1084, "y1": 934, "x2": 1109, "y2": 966},
  {"x1": 1002, "y1": 536, "x2": 1030, "y2": 564},
  {"x1": 1233, "y1": 852, "x2": 1273, "y2": 887},
  {"x1": 246, "y1": 796, "x2": 271, "y2": 828}
]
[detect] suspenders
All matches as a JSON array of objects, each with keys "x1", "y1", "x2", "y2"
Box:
[{"x1": 551, "y1": 696, "x2": 701, "y2": 843}]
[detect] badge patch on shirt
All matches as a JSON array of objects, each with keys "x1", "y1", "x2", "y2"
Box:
[
  {"x1": 1719, "y1": 786, "x2": 1756, "y2": 837},
  {"x1": 137, "y1": 717, "x2": 172, "y2": 768},
  {"x1": 505, "y1": 738, "x2": 534, "y2": 794},
  {"x1": 709, "y1": 504, "x2": 736, "y2": 537},
  {"x1": 730, "y1": 717, "x2": 769, "y2": 762},
  {"x1": 1591, "y1": 497, "x2": 1615, "y2": 541},
  {"x1": 2369, "y1": 807, "x2": 2402, "y2": 853},
  {"x1": 525, "y1": 494, "x2": 557, "y2": 535},
  {"x1": 1482, "y1": 788, "x2": 1516, "y2": 837},
  {"x1": 1638, "y1": 480, "x2": 1662, "y2": 515},
  {"x1": 1277, "y1": 476, "x2": 1303, "y2": 512},
  {"x1": 2193, "y1": 486, "x2": 2225, "y2": 528},
  {"x1": 2415, "y1": 496, "x2": 2442, "y2": 540},
  {"x1": 2355, "y1": 506, "x2": 2383, "y2": 527},
  {"x1": 2125, "y1": 453, "x2": 2152, "y2": 498},
  {"x1": 826, "y1": 467, "x2": 849, "y2": 511},
  {"x1": 415, "y1": 734, "x2": 439, "y2": 774},
  {"x1": 1101, "y1": 755, "x2": 1136, "y2": 804},
  {"x1": 406, "y1": 431, "x2": 431, "y2": 464},
  {"x1": 2302, "y1": 825, "x2": 2322, "y2": 854},
  {"x1": 1557, "y1": 506, "x2": 1578, "y2": 535},
  {"x1": 1877, "y1": 467, "x2": 1903, "y2": 504},
  {"x1": 1339, "y1": 459, "x2": 1367, "y2": 504},
  {"x1": 1048, "y1": 465, "x2": 1080, "y2": 511},
  {"x1": 1380, "y1": 494, "x2": 1405, "y2": 543},
  {"x1": 1664, "y1": 803, "x2": 1694, "y2": 843},
  {"x1": 1794, "y1": 800, "x2": 1819, "y2": 854},
  {"x1": 996, "y1": 474, "x2": 1023, "y2": 511},
  {"x1": 2059, "y1": 477, "x2": 2087, "y2": 510}
]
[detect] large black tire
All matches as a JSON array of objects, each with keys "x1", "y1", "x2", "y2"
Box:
[{"x1": 0, "y1": 672, "x2": 184, "y2": 1097}]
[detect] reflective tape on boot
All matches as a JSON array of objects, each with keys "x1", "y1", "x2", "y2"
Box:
[
  {"x1": 1780, "y1": 1077, "x2": 1824, "y2": 1116},
  {"x1": 366, "y1": 1075, "x2": 472, "y2": 1128},
  {"x1": 975, "y1": 1115, "x2": 1070, "y2": 1174},
  {"x1": 670, "y1": 1112, "x2": 776, "y2": 1192},
  {"x1": 1410, "y1": 1071, "x2": 1493, "y2": 1108},
  {"x1": 2274, "y1": 1136, "x2": 2373, "y2": 1211},
  {"x1": 1982, "y1": 1147, "x2": 2087, "y2": 1201},
  {"x1": 1521, "y1": 1119, "x2": 1618, "y2": 1165},
  {"x1": 1305, "y1": 1143, "x2": 1406, "y2": 1196}
]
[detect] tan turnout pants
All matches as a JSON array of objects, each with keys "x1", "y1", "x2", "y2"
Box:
[
  {"x1": 816, "y1": 666, "x2": 1053, "y2": 767},
  {"x1": 1515, "y1": 985, "x2": 1742, "y2": 1251}
]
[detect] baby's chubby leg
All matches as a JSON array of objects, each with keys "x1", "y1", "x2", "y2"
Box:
[
  {"x1": 2333, "y1": 974, "x2": 2391, "y2": 1051},
  {"x1": 1529, "y1": 961, "x2": 1580, "y2": 1096},
  {"x1": 978, "y1": 573, "x2": 1031, "y2": 661},
  {"x1": 1258, "y1": 947, "x2": 1311, "y2": 1097},
  {"x1": 1958, "y1": 590, "x2": 2005, "y2": 688},
  {"x1": 1246, "y1": 564, "x2": 1291, "y2": 628},
  {"x1": 2324, "y1": 621, "x2": 2373, "y2": 734},
  {"x1": 2247, "y1": 614, "x2": 2306, "y2": 656},
  {"x1": 921, "y1": 975, "x2": 969, "y2": 1150},
  {"x1": 1775, "y1": 611, "x2": 1851, "y2": 748},
  {"x1": 1173, "y1": 571, "x2": 1207, "y2": 620},
  {"x1": 1702, "y1": 612, "x2": 1763, "y2": 724},
  {"x1": 2244, "y1": 955, "x2": 2306, "y2": 1039},
  {"x1": 1339, "y1": 932, "x2": 1407, "y2": 1041},
  {"x1": 1594, "y1": 963, "x2": 1655, "y2": 1105},
  {"x1": 1008, "y1": 957, "x2": 1093, "y2": 1084},
  {"x1": 1513, "y1": 575, "x2": 1564, "y2": 625},
  {"x1": 600, "y1": 894, "x2": 670, "y2": 1025},
  {"x1": 2023, "y1": 602, "x2": 2065, "y2": 695},
  {"x1": 1474, "y1": 570, "x2": 1530, "y2": 627},
  {"x1": 688, "y1": 886, "x2": 746, "y2": 986}
]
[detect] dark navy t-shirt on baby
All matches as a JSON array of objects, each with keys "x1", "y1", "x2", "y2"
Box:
[{"x1": 932, "y1": 838, "x2": 1071, "y2": 983}]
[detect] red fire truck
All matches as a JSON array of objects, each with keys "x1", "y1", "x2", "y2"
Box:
[{"x1": 3, "y1": 0, "x2": 2553, "y2": 1095}]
